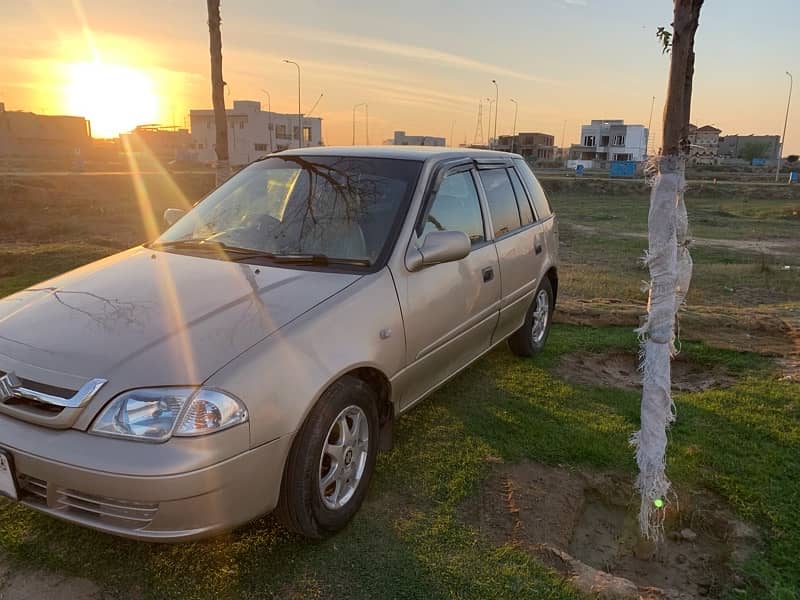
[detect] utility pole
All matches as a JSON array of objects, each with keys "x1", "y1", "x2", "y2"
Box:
[
  {"x1": 776, "y1": 71, "x2": 793, "y2": 182},
  {"x1": 491, "y1": 79, "x2": 499, "y2": 148},
  {"x1": 283, "y1": 59, "x2": 301, "y2": 148},
  {"x1": 509, "y1": 99, "x2": 518, "y2": 153},
  {"x1": 560, "y1": 120, "x2": 567, "y2": 167},
  {"x1": 473, "y1": 102, "x2": 484, "y2": 145},
  {"x1": 486, "y1": 97, "x2": 495, "y2": 147},
  {"x1": 352, "y1": 102, "x2": 366, "y2": 145}
]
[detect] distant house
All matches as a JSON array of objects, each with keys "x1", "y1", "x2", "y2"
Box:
[
  {"x1": 567, "y1": 119, "x2": 649, "y2": 169},
  {"x1": 120, "y1": 125, "x2": 192, "y2": 161},
  {"x1": 495, "y1": 132, "x2": 555, "y2": 160},
  {"x1": 0, "y1": 103, "x2": 92, "y2": 158},
  {"x1": 718, "y1": 134, "x2": 780, "y2": 163},
  {"x1": 190, "y1": 100, "x2": 323, "y2": 166},
  {"x1": 392, "y1": 130, "x2": 445, "y2": 146},
  {"x1": 687, "y1": 124, "x2": 721, "y2": 165}
]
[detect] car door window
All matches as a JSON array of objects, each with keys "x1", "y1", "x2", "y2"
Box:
[
  {"x1": 507, "y1": 167, "x2": 534, "y2": 225},
  {"x1": 422, "y1": 170, "x2": 485, "y2": 245},
  {"x1": 479, "y1": 169, "x2": 521, "y2": 237},
  {"x1": 513, "y1": 158, "x2": 552, "y2": 220}
]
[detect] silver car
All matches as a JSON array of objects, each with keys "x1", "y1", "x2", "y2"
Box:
[{"x1": 0, "y1": 147, "x2": 558, "y2": 541}]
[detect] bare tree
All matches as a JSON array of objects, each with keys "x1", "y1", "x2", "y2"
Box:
[
  {"x1": 632, "y1": 0, "x2": 703, "y2": 542},
  {"x1": 207, "y1": 0, "x2": 230, "y2": 185}
]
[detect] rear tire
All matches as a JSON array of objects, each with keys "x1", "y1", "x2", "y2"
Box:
[
  {"x1": 508, "y1": 277, "x2": 554, "y2": 357},
  {"x1": 276, "y1": 376, "x2": 379, "y2": 539}
]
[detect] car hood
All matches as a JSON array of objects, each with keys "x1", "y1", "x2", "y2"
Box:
[{"x1": 0, "y1": 247, "x2": 360, "y2": 393}]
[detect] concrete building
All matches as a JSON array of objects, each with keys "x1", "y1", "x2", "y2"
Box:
[
  {"x1": 120, "y1": 125, "x2": 192, "y2": 161},
  {"x1": 718, "y1": 134, "x2": 780, "y2": 162},
  {"x1": 687, "y1": 124, "x2": 721, "y2": 165},
  {"x1": 495, "y1": 132, "x2": 555, "y2": 160},
  {"x1": 567, "y1": 119, "x2": 649, "y2": 169},
  {"x1": 392, "y1": 130, "x2": 445, "y2": 146},
  {"x1": 190, "y1": 100, "x2": 323, "y2": 166},
  {"x1": 0, "y1": 103, "x2": 92, "y2": 158}
]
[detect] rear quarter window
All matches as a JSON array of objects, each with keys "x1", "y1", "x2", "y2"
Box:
[{"x1": 513, "y1": 158, "x2": 552, "y2": 220}]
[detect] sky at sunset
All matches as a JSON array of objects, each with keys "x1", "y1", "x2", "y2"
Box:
[{"x1": 1, "y1": 0, "x2": 797, "y2": 152}]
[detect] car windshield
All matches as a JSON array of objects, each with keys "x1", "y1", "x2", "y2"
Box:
[{"x1": 157, "y1": 155, "x2": 422, "y2": 266}]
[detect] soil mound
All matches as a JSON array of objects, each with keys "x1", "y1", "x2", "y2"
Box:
[
  {"x1": 461, "y1": 462, "x2": 759, "y2": 599},
  {"x1": 554, "y1": 351, "x2": 737, "y2": 392}
]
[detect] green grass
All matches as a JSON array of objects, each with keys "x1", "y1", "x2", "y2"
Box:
[
  {"x1": 0, "y1": 325, "x2": 796, "y2": 599},
  {"x1": 1, "y1": 177, "x2": 798, "y2": 598}
]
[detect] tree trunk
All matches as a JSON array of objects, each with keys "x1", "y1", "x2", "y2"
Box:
[
  {"x1": 207, "y1": 0, "x2": 230, "y2": 186},
  {"x1": 632, "y1": 0, "x2": 702, "y2": 542}
]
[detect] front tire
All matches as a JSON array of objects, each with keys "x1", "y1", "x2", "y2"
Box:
[
  {"x1": 276, "y1": 376, "x2": 379, "y2": 538},
  {"x1": 508, "y1": 277, "x2": 554, "y2": 357}
]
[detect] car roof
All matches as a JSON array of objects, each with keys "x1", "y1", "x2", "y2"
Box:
[{"x1": 276, "y1": 145, "x2": 521, "y2": 162}]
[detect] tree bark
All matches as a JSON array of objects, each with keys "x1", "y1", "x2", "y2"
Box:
[
  {"x1": 207, "y1": 0, "x2": 230, "y2": 185},
  {"x1": 632, "y1": 0, "x2": 702, "y2": 542}
]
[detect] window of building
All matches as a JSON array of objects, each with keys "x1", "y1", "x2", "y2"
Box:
[
  {"x1": 600, "y1": 135, "x2": 610, "y2": 146},
  {"x1": 507, "y1": 167, "x2": 534, "y2": 225},
  {"x1": 612, "y1": 135, "x2": 625, "y2": 145},
  {"x1": 293, "y1": 126, "x2": 300, "y2": 140},
  {"x1": 513, "y1": 158, "x2": 551, "y2": 220},
  {"x1": 254, "y1": 143, "x2": 268, "y2": 151},
  {"x1": 303, "y1": 127, "x2": 312, "y2": 142},
  {"x1": 239, "y1": 121, "x2": 245, "y2": 129},
  {"x1": 479, "y1": 169, "x2": 521, "y2": 237},
  {"x1": 421, "y1": 171, "x2": 485, "y2": 246},
  {"x1": 583, "y1": 135, "x2": 596, "y2": 146},
  {"x1": 276, "y1": 125, "x2": 288, "y2": 139},
  {"x1": 612, "y1": 153, "x2": 632, "y2": 161}
]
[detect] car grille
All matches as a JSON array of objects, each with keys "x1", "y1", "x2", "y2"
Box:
[
  {"x1": 18, "y1": 474, "x2": 159, "y2": 529},
  {"x1": 0, "y1": 369, "x2": 74, "y2": 416}
]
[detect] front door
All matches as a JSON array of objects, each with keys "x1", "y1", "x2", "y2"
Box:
[{"x1": 397, "y1": 168, "x2": 501, "y2": 411}]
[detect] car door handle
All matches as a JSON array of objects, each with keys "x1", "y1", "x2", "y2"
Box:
[
  {"x1": 482, "y1": 267, "x2": 494, "y2": 282},
  {"x1": 535, "y1": 243, "x2": 543, "y2": 255}
]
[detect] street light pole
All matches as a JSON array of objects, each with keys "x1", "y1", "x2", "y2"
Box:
[
  {"x1": 509, "y1": 98, "x2": 518, "y2": 153},
  {"x1": 283, "y1": 59, "x2": 302, "y2": 148},
  {"x1": 486, "y1": 97, "x2": 495, "y2": 147},
  {"x1": 260, "y1": 88, "x2": 273, "y2": 152},
  {"x1": 776, "y1": 71, "x2": 793, "y2": 182},
  {"x1": 365, "y1": 104, "x2": 369, "y2": 145},
  {"x1": 491, "y1": 79, "x2": 499, "y2": 148}
]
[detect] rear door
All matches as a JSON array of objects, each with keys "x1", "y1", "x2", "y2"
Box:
[
  {"x1": 477, "y1": 165, "x2": 546, "y2": 343},
  {"x1": 398, "y1": 166, "x2": 501, "y2": 410}
]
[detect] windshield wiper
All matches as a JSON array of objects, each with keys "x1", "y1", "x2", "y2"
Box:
[
  {"x1": 151, "y1": 238, "x2": 275, "y2": 259},
  {"x1": 269, "y1": 253, "x2": 371, "y2": 267}
]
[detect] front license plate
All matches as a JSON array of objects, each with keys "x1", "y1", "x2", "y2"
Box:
[{"x1": 0, "y1": 451, "x2": 18, "y2": 500}]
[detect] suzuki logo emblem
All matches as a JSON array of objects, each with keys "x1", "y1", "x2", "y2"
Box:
[{"x1": 0, "y1": 372, "x2": 22, "y2": 402}]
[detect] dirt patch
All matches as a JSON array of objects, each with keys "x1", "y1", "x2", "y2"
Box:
[
  {"x1": 566, "y1": 223, "x2": 800, "y2": 258},
  {"x1": 0, "y1": 556, "x2": 104, "y2": 599},
  {"x1": 554, "y1": 299, "x2": 798, "y2": 359},
  {"x1": 461, "y1": 462, "x2": 759, "y2": 599},
  {"x1": 554, "y1": 351, "x2": 737, "y2": 392}
]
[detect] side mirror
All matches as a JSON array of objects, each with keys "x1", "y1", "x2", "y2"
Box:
[
  {"x1": 406, "y1": 230, "x2": 471, "y2": 272},
  {"x1": 163, "y1": 208, "x2": 186, "y2": 226}
]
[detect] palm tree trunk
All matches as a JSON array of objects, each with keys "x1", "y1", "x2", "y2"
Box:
[
  {"x1": 632, "y1": 0, "x2": 702, "y2": 542},
  {"x1": 207, "y1": 0, "x2": 230, "y2": 185}
]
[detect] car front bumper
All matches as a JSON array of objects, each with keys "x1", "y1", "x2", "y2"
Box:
[{"x1": 0, "y1": 414, "x2": 293, "y2": 542}]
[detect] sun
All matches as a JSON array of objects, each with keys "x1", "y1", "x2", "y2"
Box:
[{"x1": 65, "y1": 61, "x2": 159, "y2": 138}]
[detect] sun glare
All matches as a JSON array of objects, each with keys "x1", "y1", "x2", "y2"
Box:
[{"x1": 65, "y1": 61, "x2": 159, "y2": 138}]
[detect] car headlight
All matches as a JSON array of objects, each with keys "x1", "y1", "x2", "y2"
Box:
[{"x1": 91, "y1": 387, "x2": 248, "y2": 442}]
